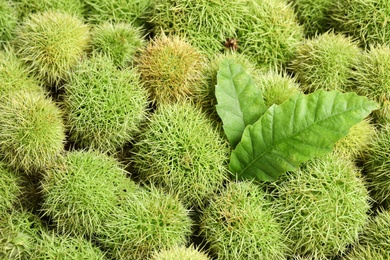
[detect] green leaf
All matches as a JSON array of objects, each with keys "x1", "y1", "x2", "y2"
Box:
[
  {"x1": 215, "y1": 58, "x2": 266, "y2": 148},
  {"x1": 229, "y1": 90, "x2": 378, "y2": 182}
]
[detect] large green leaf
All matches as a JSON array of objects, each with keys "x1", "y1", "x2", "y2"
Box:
[
  {"x1": 229, "y1": 90, "x2": 378, "y2": 182},
  {"x1": 215, "y1": 58, "x2": 266, "y2": 148}
]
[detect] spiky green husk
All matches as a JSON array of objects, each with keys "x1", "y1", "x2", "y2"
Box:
[
  {"x1": 151, "y1": 245, "x2": 210, "y2": 260},
  {"x1": 364, "y1": 123, "x2": 390, "y2": 207},
  {"x1": 204, "y1": 52, "x2": 261, "y2": 89},
  {"x1": 0, "y1": 0, "x2": 17, "y2": 46},
  {"x1": 0, "y1": 210, "x2": 43, "y2": 259},
  {"x1": 41, "y1": 150, "x2": 136, "y2": 237},
  {"x1": 200, "y1": 181, "x2": 288, "y2": 260},
  {"x1": 0, "y1": 46, "x2": 44, "y2": 95},
  {"x1": 291, "y1": 0, "x2": 334, "y2": 36},
  {"x1": 84, "y1": 0, "x2": 151, "y2": 26},
  {"x1": 348, "y1": 44, "x2": 390, "y2": 123},
  {"x1": 35, "y1": 232, "x2": 105, "y2": 259},
  {"x1": 0, "y1": 91, "x2": 65, "y2": 174},
  {"x1": 63, "y1": 53, "x2": 148, "y2": 153},
  {"x1": 97, "y1": 186, "x2": 192, "y2": 260},
  {"x1": 345, "y1": 210, "x2": 390, "y2": 259},
  {"x1": 148, "y1": 0, "x2": 303, "y2": 68},
  {"x1": 197, "y1": 52, "x2": 261, "y2": 122},
  {"x1": 258, "y1": 70, "x2": 301, "y2": 107},
  {"x1": 331, "y1": 0, "x2": 390, "y2": 47},
  {"x1": 237, "y1": 0, "x2": 304, "y2": 70},
  {"x1": 273, "y1": 153, "x2": 370, "y2": 259},
  {"x1": 14, "y1": 11, "x2": 90, "y2": 87},
  {"x1": 14, "y1": 0, "x2": 85, "y2": 20},
  {"x1": 92, "y1": 22, "x2": 145, "y2": 68},
  {"x1": 17, "y1": 173, "x2": 42, "y2": 214},
  {"x1": 0, "y1": 163, "x2": 20, "y2": 217},
  {"x1": 290, "y1": 256, "x2": 316, "y2": 260},
  {"x1": 289, "y1": 31, "x2": 361, "y2": 92},
  {"x1": 147, "y1": 0, "x2": 247, "y2": 57},
  {"x1": 132, "y1": 102, "x2": 229, "y2": 208},
  {"x1": 137, "y1": 34, "x2": 205, "y2": 105},
  {"x1": 334, "y1": 118, "x2": 376, "y2": 161}
]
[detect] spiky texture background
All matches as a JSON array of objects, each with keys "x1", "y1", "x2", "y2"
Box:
[
  {"x1": 63, "y1": 53, "x2": 148, "y2": 153},
  {"x1": 151, "y1": 245, "x2": 210, "y2": 260},
  {"x1": 0, "y1": 91, "x2": 65, "y2": 174},
  {"x1": 132, "y1": 102, "x2": 229, "y2": 208},
  {"x1": 0, "y1": 164, "x2": 20, "y2": 218},
  {"x1": 273, "y1": 153, "x2": 370, "y2": 259},
  {"x1": 17, "y1": 173, "x2": 43, "y2": 214},
  {"x1": 291, "y1": 0, "x2": 334, "y2": 36},
  {"x1": 348, "y1": 44, "x2": 390, "y2": 124},
  {"x1": 35, "y1": 232, "x2": 105, "y2": 259},
  {"x1": 237, "y1": 0, "x2": 304, "y2": 70},
  {"x1": 13, "y1": 0, "x2": 85, "y2": 20},
  {"x1": 84, "y1": 0, "x2": 151, "y2": 26},
  {"x1": 137, "y1": 34, "x2": 205, "y2": 105},
  {"x1": 0, "y1": 46, "x2": 44, "y2": 95},
  {"x1": 148, "y1": 0, "x2": 303, "y2": 69},
  {"x1": 0, "y1": 210, "x2": 43, "y2": 259},
  {"x1": 289, "y1": 32, "x2": 361, "y2": 92},
  {"x1": 364, "y1": 123, "x2": 390, "y2": 208},
  {"x1": 257, "y1": 70, "x2": 301, "y2": 107},
  {"x1": 146, "y1": 0, "x2": 247, "y2": 57},
  {"x1": 0, "y1": 0, "x2": 387, "y2": 259},
  {"x1": 97, "y1": 186, "x2": 192, "y2": 260},
  {"x1": 14, "y1": 11, "x2": 90, "y2": 87},
  {"x1": 345, "y1": 210, "x2": 390, "y2": 259},
  {"x1": 41, "y1": 150, "x2": 136, "y2": 237},
  {"x1": 0, "y1": 0, "x2": 17, "y2": 45},
  {"x1": 332, "y1": 0, "x2": 390, "y2": 47},
  {"x1": 92, "y1": 22, "x2": 145, "y2": 68},
  {"x1": 200, "y1": 181, "x2": 289, "y2": 260},
  {"x1": 333, "y1": 118, "x2": 376, "y2": 161}
]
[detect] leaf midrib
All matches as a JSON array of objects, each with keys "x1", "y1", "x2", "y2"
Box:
[{"x1": 238, "y1": 103, "x2": 367, "y2": 176}]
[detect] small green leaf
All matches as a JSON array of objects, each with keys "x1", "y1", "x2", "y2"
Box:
[
  {"x1": 215, "y1": 58, "x2": 266, "y2": 148},
  {"x1": 229, "y1": 90, "x2": 378, "y2": 182}
]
